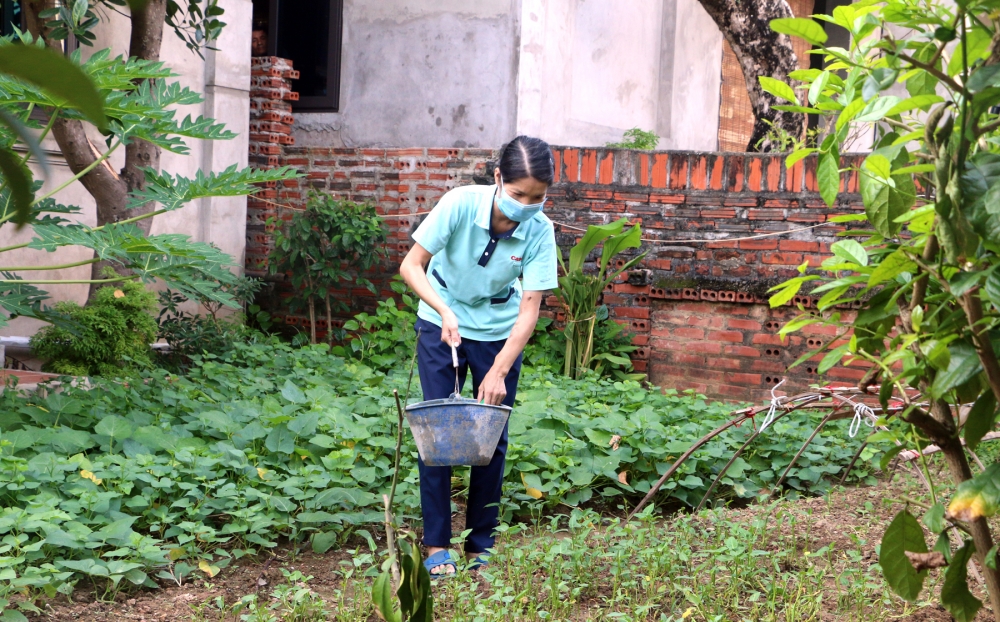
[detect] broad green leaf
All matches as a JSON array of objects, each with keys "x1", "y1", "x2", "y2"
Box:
[
  {"x1": 568, "y1": 219, "x2": 626, "y2": 273},
  {"x1": 808, "y1": 71, "x2": 831, "y2": 105},
  {"x1": 856, "y1": 96, "x2": 901, "y2": 122},
  {"x1": 880, "y1": 445, "x2": 905, "y2": 471},
  {"x1": 968, "y1": 63, "x2": 1000, "y2": 93},
  {"x1": 599, "y1": 224, "x2": 642, "y2": 275},
  {"x1": 949, "y1": 463, "x2": 1000, "y2": 521},
  {"x1": 264, "y1": 423, "x2": 295, "y2": 454},
  {"x1": 836, "y1": 97, "x2": 866, "y2": 130},
  {"x1": 831, "y1": 240, "x2": 868, "y2": 266},
  {"x1": 948, "y1": 26, "x2": 991, "y2": 77},
  {"x1": 94, "y1": 415, "x2": 134, "y2": 441},
  {"x1": 312, "y1": 531, "x2": 338, "y2": 554},
  {"x1": 785, "y1": 148, "x2": 816, "y2": 168},
  {"x1": 818, "y1": 343, "x2": 850, "y2": 374},
  {"x1": 930, "y1": 342, "x2": 982, "y2": 398},
  {"x1": 884, "y1": 95, "x2": 944, "y2": 117},
  {"x1": 941, "y1": 542, "x2": 982, "y2": 622},
  {"x1": 0, "y1": 45, "x2": 107, "y2": 131},
  {"x1": 0, "y1": 149, "x2": 34, "y2": 227},
  {"x1": 817, "y1": 148, "x2": 840, "y2": 206},
  {"x1": 922, "y1": 503, "x2": 946, "y2": 534},
  {"x1": 281, "y1": 380, "x2": 307, "y2": 404},
  {"x1": 372, "y1": 571, "x2": 402, "y2": 622},
  {"x1": 950, "y1": 271, "x2": 983, "y2": 298},
  {"x1": 860, "y1": 149, "x2": 915, "y2": 237},
  {"x1": 964, "y1": 392, "x2": 997, "y2": 452},
  {"x1": 879, "y1": 510, "x2": 927, "y2": 602},
  {"x1": 758, "y1": 76, "x2": 799, "y2": 104},
  {"x1": 770, "y1": 17, "x2": 829, "y2": 45},
  {"x1": 869, "y1": 249, "x2": 916, "y2": 286}
]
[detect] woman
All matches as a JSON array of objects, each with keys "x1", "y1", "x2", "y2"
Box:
[{"x1": 399, "y1": 136, "x2": 558, "y2": 577}]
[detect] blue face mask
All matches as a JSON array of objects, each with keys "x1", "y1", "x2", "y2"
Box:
[{"x1": 496, "y1": 178, "x2": 546, "y2": 222}]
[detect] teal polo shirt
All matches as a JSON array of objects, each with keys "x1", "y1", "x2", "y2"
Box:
[{"x1": 411, "y1": 184, "x2": 558, "y2": 341}]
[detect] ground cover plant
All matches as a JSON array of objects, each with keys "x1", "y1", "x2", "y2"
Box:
[
  {"x1": 764, "y1": 1, "x2": 1000, "y2": 619},
  {"x1": 0, "y1": 337, "x2": 886, "y2": 619}
]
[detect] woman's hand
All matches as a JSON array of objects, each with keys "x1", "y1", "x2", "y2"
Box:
[
  {"x1": 440, "y1": 308, "x2": 461, "y2": 347},
  {"x1": 477, "y1": 367, "x2": 508, "y2": 405}
]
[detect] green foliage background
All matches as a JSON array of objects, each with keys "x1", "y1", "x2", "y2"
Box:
[{"x1": 29, "y1": 280, "x2": 157, "y2": 377}]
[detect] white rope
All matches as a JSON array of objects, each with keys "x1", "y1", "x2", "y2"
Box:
[
  {"x1": 848, "y1": 401, "x2": 877, "y2": 438},
  {"x1": 759, "y1": 378, "x2": 787, "y2": 433}
]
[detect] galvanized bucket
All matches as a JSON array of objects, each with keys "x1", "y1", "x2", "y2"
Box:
[{"x1": 404, "y1": 397, "x2": 511, "y2": 466}]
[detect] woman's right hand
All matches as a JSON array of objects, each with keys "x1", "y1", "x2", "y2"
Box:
[{"x1": 441, "y1": 308, "x2": 461, "y2": 347}]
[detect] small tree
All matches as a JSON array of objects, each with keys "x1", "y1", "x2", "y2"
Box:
[
  {"x1": 268, "y1": 193, "x2": 387, "y2": 345},
  {"x1": 769, "y1": 6, "x2": 1000, "y2": 620}
]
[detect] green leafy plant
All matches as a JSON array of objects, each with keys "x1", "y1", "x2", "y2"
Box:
[
  {"x1": 0, "y1": 36, "x2": 295, "y2": 328},
  {"x1": 157, "y1": 276, "x2": 267, "y2": 371},
  {"x1": 524, "y1": 312, "x2": 642, "y2": 380},
  {"x1": 30, "y1": 278, "x2": 157, "y2": 377},
  {"x1": 767, "y1": 5, "x2": 1000, "y2": 619},
  {"x1": 554, "y1": 218, "x2": 647, "y2": 379},
  {"x1": 268, "y1": 193, "x2": 387, "y2": 345},
  {"x1": 334, "y1": 277, "x2": 418, "y2": 372},
  {"x1": 606, "y1": 127, "x2": 659, "y2": 150}
]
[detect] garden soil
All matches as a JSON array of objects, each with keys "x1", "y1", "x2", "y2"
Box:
[{"x1": 23, "y1": 478, "x2": 988, "y2": 621}]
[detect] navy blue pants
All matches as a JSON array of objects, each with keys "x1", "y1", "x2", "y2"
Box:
[{"x1": 415, "y1": 318, "x2": 521, "y2": 553}]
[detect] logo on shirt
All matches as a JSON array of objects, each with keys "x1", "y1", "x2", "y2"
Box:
[{"x1": 510, "y1": 255, "x2": 522, "y2": 262}]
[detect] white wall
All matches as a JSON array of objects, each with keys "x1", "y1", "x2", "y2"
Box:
[
  {"x1": 1, "y1": 0, "x2": 252, "y2": 337},
  {"x1": 516, "y1": 0, "x2": 723, "y2": 150},
  {"x1": 293, "y1": 0, "x2": 521, "y2": 149}
]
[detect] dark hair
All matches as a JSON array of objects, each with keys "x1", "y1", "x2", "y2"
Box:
[{"x1": 497, "y1": 135, "x2": 554, "y2": 185}]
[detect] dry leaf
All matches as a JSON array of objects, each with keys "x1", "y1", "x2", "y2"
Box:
[
  {"x1": 609, "y1": 435, "x2": 622, "y2": 451},
  {"x1": 618, "y1": 471, "x2": 629, "y2": 485},
  {"x1": 256, "y1": 467, "x2": 268, "y2": 479},
  {"x1": 520, "y1": 473, "x2": 543, "y2": 499},
  {"x1": 198, "y1": 559, "x2": 220, "y2": 578},
  {"x1": 113, "y1": 289, "x2": 125, "y2": 298},
  {"x1": 80, "y1": 469, "x2": 102, "y2": 485},
  {"x1": 168, "y1": 548, "x2": 186, "y2": 561},
  {"x1": 905, "y1": 551, "x2": 948, "y2": 571}
]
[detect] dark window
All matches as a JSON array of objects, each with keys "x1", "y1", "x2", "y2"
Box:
[
  {"x1": 1, "y1": 0, "x2": 21, "y2": 37},
  {"x1": 256, "y1": 0, "x2": 343, "y2": 112}
]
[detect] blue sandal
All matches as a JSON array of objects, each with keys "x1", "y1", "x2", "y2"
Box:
[
  {"x1": 467, "y1": 553, "x2": 490, "y2": 570},
  {"x1": 423, "y1": 550, "x2": 457, "y2": 579}
]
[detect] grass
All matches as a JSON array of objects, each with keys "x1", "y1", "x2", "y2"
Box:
[{"x1": 177, "y1": 482, "x2": 939, "y2": 622}]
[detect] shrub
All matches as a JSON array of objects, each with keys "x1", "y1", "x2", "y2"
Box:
[
  {"x1": 30, "y1": 280, "x2": 157, "y2": 377},
  {"x1": 606, "y1": 127, "x2": 659, "y2": 150},
  {"x1": 157, "y1": 276, "x2": 268, "y2": 371}
]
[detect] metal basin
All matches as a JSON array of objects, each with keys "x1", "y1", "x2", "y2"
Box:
[{"x1": 404, "y1": 397, "x2": 512, "y2": 466}]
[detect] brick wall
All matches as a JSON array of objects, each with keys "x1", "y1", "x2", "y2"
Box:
[{"x1": 245, "y1": 78, "x2": 867, "y2": 401}]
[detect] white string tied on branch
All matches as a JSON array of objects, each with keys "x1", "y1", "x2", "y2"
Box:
[
  {"x1": 849, "y1": 401, "x2": 876, "y2": 438},
  {"x1": 759, "y1": 378, "x2": 787, "y2": 433}
]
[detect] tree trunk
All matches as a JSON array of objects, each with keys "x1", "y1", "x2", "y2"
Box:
[
  {"x1": 695, "y1": 0, "x2": 804, "y2": 152},
  {"x1": 325, "y1": 293, "x2": 333, "y2": 347},
  {"x1": 307, "y1": 296, "x2": 317, "y2": 345},
  {"x1": 24, "y1": 0, "x2": 168, "y2": 298}
]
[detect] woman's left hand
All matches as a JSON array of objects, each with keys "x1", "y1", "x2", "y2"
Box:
[{"x1": 477, "y1": 367, "x2": 508, "y2": 406}]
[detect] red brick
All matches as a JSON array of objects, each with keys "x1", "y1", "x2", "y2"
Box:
[
  {"x1": 739, "y1": 239, "x2": 778, "y2": 250},
  {"x1": 727, "y1": 319, "x2": 762, "y2": 331},
  {"x1": 725, "y1": 345, "x2": 762, "y2": 358},
  {"x1": 779, "y1": 240, "x2": 821, "y2": 252},
  {"x1": 580, "y1": 150, "x2": 598, "y2": 184},
  {"x1": 598, "y1": 152, "x2": 614, "y2": 184},
  {"x1": 727, "y1": 156, "x2": 745, "y2": 192},
  {"x1": 752, "y1": 334, "x2": 786, "y2": 346},
  {"x1": 747, "y1": 157, "x2": 763, "y2": 192},
  {"x1": 672, "y1": 327, "x2": 706, "y2": 339},
  {"x1": 551, "y1": 149, "x2": 562, "y2": 184},
  {"x1": 762, "y1": 252, "x2": 804, "y2": 265},
  {"x1": 708, "y1": 330, "x2": 743, "y2": 343},
  {"x1": 563, "y1": 149, "x2": 579, "y2": 183},
  {"x1": 670, "y1": 352, "x2": 707, "y2": 366},
  {"x1": 651, "y1": 154, "x2": 668, "y2": 188},
  {"x1": 765, "y1": 157, "x2": 781, "y2": 192},
  {"x1": 613, "y1": 307, "x2": 650, "y2": 319},
  {"x1": 706, "y1": 356, "x2": 743, "y2": 371},
  {"x1": 669, "y1": 154, "x2": 688, "y2": 190},
  {"x1": 689, "y1": 156, "x2": 708, "y2": 190},
  {"x1": 727, "y1": 372, "x2": 762, "y2": 385},
  {"x1": 612, "y1": 283, "x2": 652, "y2": 295},
  {"x1": 708, "y1": 155, "x2": 724, "y2": 190}
]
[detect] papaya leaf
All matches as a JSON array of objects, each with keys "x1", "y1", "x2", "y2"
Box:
[{"x1": 879, "y1": 510, "x2": 927, "y2": 602}]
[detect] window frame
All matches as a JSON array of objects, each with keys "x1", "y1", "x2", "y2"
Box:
[{"x1": 266, "y1": 0, "x2": 343, "y2": 112}]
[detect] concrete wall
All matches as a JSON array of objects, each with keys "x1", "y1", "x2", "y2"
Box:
[
  {"x1": 295, "y1": 0, "x2": 724, "y2": 151},
  {"x1": 1, "y1": 0, "x2": 253, "y2": 337},
  {"x1": 292, "y1": 0, "x2": 521, "y2": 149},
  {"x1": 516, "y1": 0, "x2": 723, "y2": 151}
]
